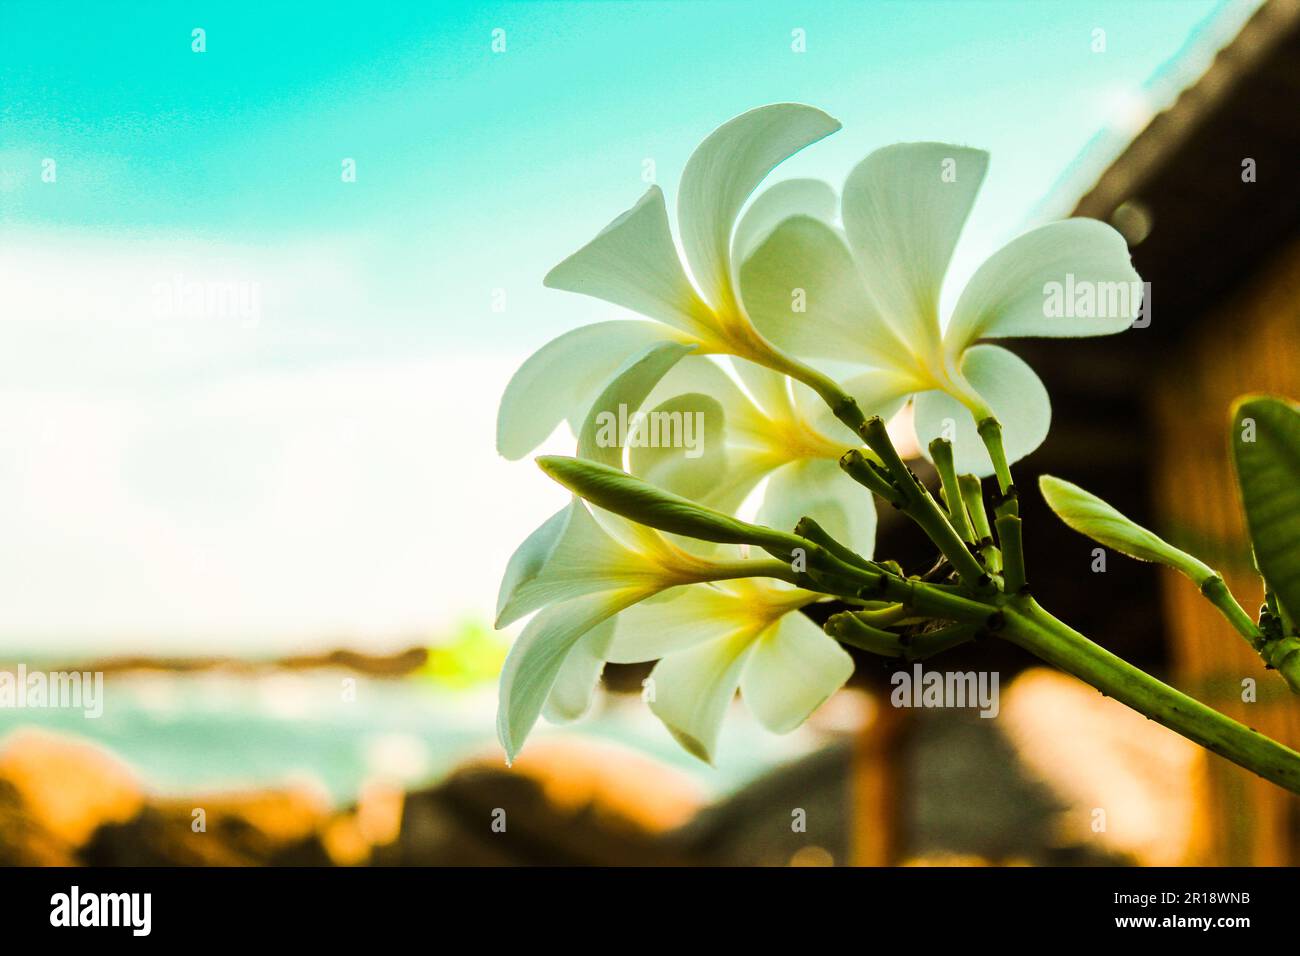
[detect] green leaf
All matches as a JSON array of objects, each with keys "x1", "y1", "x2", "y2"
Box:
[
  {"x1": 1231, "y1": 395, "x2": 1300, "y2": 625},
  {"x1": 1039, "y1": 475, "x2": 1214, "y2": 584}
]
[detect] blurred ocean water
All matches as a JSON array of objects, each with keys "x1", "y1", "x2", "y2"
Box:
[{"x1": 0, "y1": 672, "x2": 815, "y2": 805}]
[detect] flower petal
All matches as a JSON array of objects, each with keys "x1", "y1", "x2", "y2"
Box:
[
  {"x1": 541, "y1": 618, "x2": 615, "y2": 724},
  {"x1": 643, "y1": 353, "x2": 751, "y2": 415},
  {"x1": 730, "y1": 357, "x2": 795, "y2": 422},
  {"x1": 577, "y1": 339, "x2": 698, "y2": 467},
  {"x1": 739, "y1": 215, "x2": 908, "y2": 366},
  {"x1": 627, "y1": 391, "x2": 729, "y2": 502},
  {"x1": 841, "y1": 143, "x2": 989, "y2": 354},
  {"x1": 740, "y1": 612, "x2": 853, "y2": 734},
  {"x1": 495, "y1": 500, "x2": 655, "y2": 628},
  {"x1": 647, "y1": 628, "x2": 756, "y2": 764},
  {"x1": 943, "y1": 218, "x2": 1142, "y2": 351},
  {"x1": 758, "y1": 458, "x2": 877, "y2": 557},
  {"x1": 497, "y1": 320, "x2": 679, "y2": 460},
  {"x1": 545, "y1": 185, "x2": 714, "y2": 337},
  {"x1": 497, "y1": 588, "x2": 650, "y2": 763},
  {"x1": 792, "y1": 368, "x2": 916, "y2": 442},
  {"x1": 733, "y1": 177, "x2": 837, "y2": 265},
  {"x1": 631, "y1": 357, "x2": 771, "y2": 522},
  {"x1": 679, "y1": 104, "x2": 841, "y2": 313},
  {"x1": 606, "y1": 584, "x2": 752, "y2": 663},
  {"x1": 913, "y1": 344, "x2": 1051, "y2": 476}
]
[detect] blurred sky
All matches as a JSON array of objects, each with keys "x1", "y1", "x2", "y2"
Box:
[{"x1": 0, "y1": 0, "x2": 1258, "y2": 652}]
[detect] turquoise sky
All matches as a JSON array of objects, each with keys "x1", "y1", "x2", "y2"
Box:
[{"x1": 0, "y1": 0, "x2": 1250, "y2": 648}]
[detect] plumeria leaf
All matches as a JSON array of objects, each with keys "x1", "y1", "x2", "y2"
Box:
[
  {"x1": 1231, "y1": 396, "x2": 1300, "y2": 624},
  {"x1": 1039, "y1": 475, "x2": 1215, "y2": 584}
]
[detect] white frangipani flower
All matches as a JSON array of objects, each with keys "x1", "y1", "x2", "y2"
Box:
[
  {"x1": 496, "y1": 332, "x2": 873, "y2": 764},
  {"x1": 495, "y1": 492, "x2": 776, "y2": 763},
  {"x1": 497, "y1": 103, "x2": 845, "y2": 462},
  {"x1": 495, "y1": 336, "x2": 839, "y2": 763},
  {"x1": 606, "y1": 343, "x2": 882, "y2": 558},
  {"x1": 609, "y1": 578, "x2": 852, "y2": 764},
  {"x1": 739, "y1": 142, "x2": 1143, "y2": 474}
]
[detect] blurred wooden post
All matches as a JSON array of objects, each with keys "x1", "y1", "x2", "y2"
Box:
[{"x1": 849, "y1": 697, "x2": 909, "y2": 865}]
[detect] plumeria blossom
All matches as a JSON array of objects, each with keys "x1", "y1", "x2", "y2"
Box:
[
  {"x1": 496, "y1": 338, "x2": 866, "y2": 762},
  {"x1": 496, "y1": 502, "x2": 848, "y2": 765},
  {"x1": 620, "y1": 346, "x2": 882, "y2": 558},
  {"x1": 495, "y1": 335, "x2": 824, "y2": 760},
  {"x1": 738, "y1": 142, "x2": 1143, "y2": 474},
  {"x1": 608, "y1": 578, "x2": 852, "y2": 764},
  {"x1": 497, "y1": 103, "x2": 847, "y2": 462},
  {"x1": 495, "y1": 491, "x2": 772, "y2": 763}
]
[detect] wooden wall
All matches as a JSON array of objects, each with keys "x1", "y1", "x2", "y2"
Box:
[{"x1": 1153, "y1": 233, "x2": 1300, "y2": 864}]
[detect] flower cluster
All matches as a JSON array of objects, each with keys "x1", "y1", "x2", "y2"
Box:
[{"x1": 495, "y1": 103, "x2": 1141, "y2": 762}]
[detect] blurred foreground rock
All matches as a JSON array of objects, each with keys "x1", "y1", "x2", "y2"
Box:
[
  {"x1": 1, "y1": 712, "x2": 1130, "y2": 866},
  {"x1": 381, "y1": 737, "x2": 705, "y2": 865},
  {"x1": 0, "y1": 730, "x2": 140, "y2": 864}
]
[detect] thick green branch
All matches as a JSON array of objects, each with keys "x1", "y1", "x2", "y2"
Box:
[{"x1": 1001, "y1": 598, "x2": 1300, "y2": 795}]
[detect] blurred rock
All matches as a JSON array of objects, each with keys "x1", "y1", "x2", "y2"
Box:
[
  {"x1": 0, "y1": 729, "x2": 143, "y2": 847},
  {"x1": 383, "y1": 736, "x2": 704, "y2": 865},
  {"x1": 82, "y1": 786, "x2": 334, "y2": 866},
  {"x1": 0, "y1": 777, "x2": 78, "y2": 865}
]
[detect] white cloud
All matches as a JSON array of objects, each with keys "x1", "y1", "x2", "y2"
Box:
[{"x1": 0, "y1": 231, "x2": 569, "y2": 653}]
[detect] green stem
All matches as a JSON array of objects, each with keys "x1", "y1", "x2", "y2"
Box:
[
  {"x1": 929, "y1": 439, "x2": 975, "y2": 544},
  {"x1": 958, "y1": 474, "x2": 1001, "y2": 573},
  {"x1": 904, "y1": 622, "x2": 982, "y2": 660},
  {"x1": 1200, "y1": 574, "x2": 1265, "y2": 651},
  {"x1": 860, "y1": 417, "x2": 991, "y2": 591},
  {"x1": 853, "y1": 603, "x2": 909, "y2": 627},
  {"x1": 867, "y1": 575, "x2": 996, "y2": 624},
  {"x1": 775, "y1": 355, "x2": 870, "y2": 438},
  {"x1": 839, "y1": 449, "x2": 905, "y2": 509},
  {"x1": 793, "y1": 516, "x2": 870, "y2": 568},
  {"x1": 826, "y1": 614, "x2": 980, "y2": 661},
  {"x1": 977, "y1": 417, "x2": 1015, "y2": 505},
  {"x1": 701, "y1": 557, "x2": 804, "y2": 587},
  {"x1": 1001, "y1": 598, "x2": 1300, "y2": 795},
  {"x1": 995, "y1": 513, "x2": 1026, "y2": 593}
]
